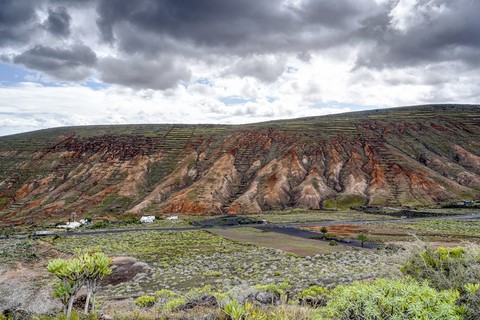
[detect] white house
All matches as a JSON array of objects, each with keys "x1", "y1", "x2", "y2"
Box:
[
  {"x1": 140, "y1": 216, "x2": 156, "y2": 223},
  {"x1": 166, "y1": 216, "x2": 178, "y2": 221},
  {"x1": 56, "y1": 221, "x2": 82, "y2": 229}
]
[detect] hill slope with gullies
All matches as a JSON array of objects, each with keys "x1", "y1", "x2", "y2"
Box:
[{"x1": 0, "y1": 104, "x2": 479, "y2": 224}]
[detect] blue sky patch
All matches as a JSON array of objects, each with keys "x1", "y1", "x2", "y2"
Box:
[{"x1": 219, "y1": 96, "x2": 255, "y2": 106}]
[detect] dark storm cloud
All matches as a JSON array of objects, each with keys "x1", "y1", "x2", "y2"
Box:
[
  {"x1": 49, "y1": 0, "x2": 94, "y2": 5},
  {"x1": 13, "y1": 44, "x2": 97, "y2": 81},
  {"x1": 228, "y1": 56, "x2": 286, "y2": 83},
  {"x1": 95, "y1": 0, "x2": 382, "y2": 56},
  {"x1": 96, "y1": 0, "x2": 296, "y2": 47},
  {"x1": 300, "y1": 0, "x2": 378, "y2": 28},
  {"x1": 44, "y1": 6, "x2": 71, "y2": 37},
  {"x1": 0, "y1": 0, "x2": 40, "y2": 46},
  {"x1": 355, "y1": 0, "x2": 480, "y2": 69},
  {"x1": 2, "y1": 0, "x2": 480, "y2": 90},
  {"x1": 98, "y1": 56, "x2": 191, "y2": 90}
]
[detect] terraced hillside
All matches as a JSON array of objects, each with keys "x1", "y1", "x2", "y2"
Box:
[{"x1": 0, "y1": 104, "x2": 479, "y2": 224}]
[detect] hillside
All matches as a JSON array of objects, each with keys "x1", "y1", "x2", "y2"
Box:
[{"x1": 0, "y1": 104, "x2": 479, "y2": 224}]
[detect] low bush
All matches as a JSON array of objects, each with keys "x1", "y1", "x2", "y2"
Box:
[
  {"x1": 400, "y1": 245, "x2": 480, "y2": 291},
  {"x1": 89, "y1": 220, "x2": 110, "y2": 229},
  {"x1": 254, "y1": 281, "x2": 290, "y2": 304},
  {"x1": 320, "y1": 278, "x2": 462, "y2": 320},
  {"x1": 298, "y1": 285, "x2": 329, "y2": 307},
  {"x1": 400, "y1": 243, "x2": 480, "y2": 319},
  {"x1": 162, "y1": 297, "x2": 186, "y2": 313},
  {"x1": 120, "y1": 214, "x2": 140, "y2": 225},
  {"x1": 223, "y1": 300, "x2": 246, "y2": 320},
  {"x1": 135, "y1": 295, "x2": 156, "y2": 308}
]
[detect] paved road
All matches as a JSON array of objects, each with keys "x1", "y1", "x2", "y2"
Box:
[{"x1": 2, "y1": 213, "x2": 480, "y2": 249}]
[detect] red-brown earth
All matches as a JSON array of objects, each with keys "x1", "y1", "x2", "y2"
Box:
[{"x1": 0, "y1": 105, "x2": 479, "y2": 224}]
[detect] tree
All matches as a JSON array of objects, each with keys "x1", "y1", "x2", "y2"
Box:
[
  {"x1": 47, "y1": 250, "x2": 112, "y2": 319},
  {"x1": 320, "y1": 227, "x2": 328, "y2": 239},
  {"x1": 81, "y1": 251, "x2": 112, "y2": 314},
  {"x1": 47, "y1": 258, "x2": 85, "y2": 319},
  {"x1": 357, "y1": 234, "x2": 368, "y2": 247}
]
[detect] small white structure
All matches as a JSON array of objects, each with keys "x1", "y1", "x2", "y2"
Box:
[
  {"x1": 57, "y1": 221, "x2": 82, "y2": 229},
  {"x1": 79, "y1": 219, "x2": 91, "y2": 225},
  {"x1": 140, "y1": 216, "x2": 156, "y2": 223},
  {"x1": 166, "y1": 216, "x2": 178, "y2": 221}
]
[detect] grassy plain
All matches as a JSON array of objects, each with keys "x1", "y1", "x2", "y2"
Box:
[
  {"x1": 44, "y1": 229, "x2": 395, "y2": 296},
  {"x1": 210, "y1": 227, "x2": 350, "y2": 256}
]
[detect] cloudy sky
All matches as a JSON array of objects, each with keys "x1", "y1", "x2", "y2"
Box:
[{"x1": 1, "y1": 0, "x2": 479, "y2": 136}]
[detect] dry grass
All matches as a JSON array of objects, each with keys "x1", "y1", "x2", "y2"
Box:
[{"x1": 210, "y1": 227, "x2": 350, "y2": 256}]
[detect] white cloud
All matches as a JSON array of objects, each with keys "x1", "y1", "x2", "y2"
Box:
[{"x1": 389, "y1": 0, "x2": 448, "y2": 32}]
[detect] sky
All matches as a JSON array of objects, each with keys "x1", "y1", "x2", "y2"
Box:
[{"x1": 1, "y1": 0, "x2": 479, "y2": 136}]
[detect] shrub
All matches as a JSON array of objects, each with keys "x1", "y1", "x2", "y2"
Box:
[
  {"x1": 255, "y1": 281, "x2": 290, "y2": 304},
  {"x1": 400, "y1": 245, "x2": 480, "y2": 291},
  {"x1": 298, "y1": 286, "x2": 329, "y2": 307},
  {"x1": 89, "y1": 220, "x2": 110, "y2": 229},
  {"x1": 320, "y1": 278, "x2": 462, "y2": 320},
  {"x1": 400, "y1": 244, "x2": 480, "y2": 320},
  {"x1": 460, "y1": 283, "x2": 480, "y2": 320},
  {"x1": 162, "y1": 297, "x2": 186, "y2": 312},
  {"x1": 266, "y1": 304, "x2": 314, "y2": 320},
  {"x1": 223, "y1": 300, "x2": 246, "y2": 320},
  {"x1": 356, "y1": 234, "x2": 368, "y2": 247},
  {"x1": 329, "y1": 240, "x2": 337, "y2": 246},
  {"x1": 135, "y1": 295, "x2": 156, "y2": 308},
  {"x1": 154, "y1": 289, "x2": 177, "y2": 298},
  {"x1": 120, "y1": 214, "x2": 140, "y2": 225}
]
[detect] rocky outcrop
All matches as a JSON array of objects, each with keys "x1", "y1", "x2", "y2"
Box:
[{"x1": 0, "y1": 104, "x2": 479, "y2": 223}]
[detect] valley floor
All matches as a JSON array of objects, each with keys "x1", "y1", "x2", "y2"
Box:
[{"x1": 1, "y1": 208, "x2": 480, "y2": 318}]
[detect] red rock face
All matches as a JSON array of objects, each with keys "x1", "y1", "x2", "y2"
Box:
[{"x1": 0, "y1": 105, "x2": 479, "y2": 223}]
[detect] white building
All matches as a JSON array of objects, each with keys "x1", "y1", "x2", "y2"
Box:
[{"x1": 140, "y1": 216, "x2": 156, "y2": 223}]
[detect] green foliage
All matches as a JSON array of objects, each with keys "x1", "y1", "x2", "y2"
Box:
[
  {"x1": 266, "y1": 304, "x2": 314, "y2": 319},
  {"x1": 329, "y1": 240, "x2": 337, "y2": 246},
  {"x1": 298, "y1": 286, "x2": 329, "y2": 299},
  {"x1": 400, "y1": 245, "x2": 480, "y2": 291},
  {"x1": 319, "y1": 227, "x2": 328, "y2": 236},
  {"x1": 298, "y1": 285, "x2": 330, "y2": 308},
  {"x1": 254, "y1": 281, "x2": 290, "y2": 295},
  {"x1": 0, "y1": 197, "x2": 9, "y2": 207},
  {"x1": 33, "y1": 309, "x2": 83, "y2": 320},
  {"x1": 0, "y1": 239, "x2": 38, "y2": 263},
  {"x1": 460, "y1": 283, "x2": 480, "y2": 320},
  {"x1": 52, "y1": 230, "x2": 244, "y2": 265},
  {"x1": 89, "y1": 219, "x2": 110, "y2": 229},
  {"x1": 465, "y1": 283, "x2": 480, "y2": 294},
  {"x1": 90, "y1": 194, "x2": 133, "y2": 215},
  {"x1": 321, "y1": 278, "x2": 462, "y2": 320},
  {"x1": 162, "y1": 297, "x2": 186, "y2": 312},
  {"x1": 53, "y1": 281, "x2": 73, "y2": 307},
  {"x1": 244, "y1": 302, "x2": 267, "y2": 320},
  {"x1": 81, "y1": 250, "x2": 112, "y2": 313},
  {"x1": 323, "y1": 195, "x2": 366, "y2": 210},
  {"x1": 223, "y1": 300, "x2": 246, "y2": 320},
  {"x1": 356, "y1": 234, "x2": 368, "y2": 247},
  {"x1": 135, "y1": 295, "x2": 157, "y2": 308},
  {"x1": 154, "y1": 289, "x2": 177, "y2": 298},
  {"x1": 120, "y1": 214, "x2": 140, "y2": 225},
  {"x1": 255, "y1": 281, "x2": 290, "y2": 304},
  {"x1": 47, "y1": 249, "x2": 112, "y2": 318}
]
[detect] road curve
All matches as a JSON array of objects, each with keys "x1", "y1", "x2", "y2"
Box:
[{"x1": 2, "y1": 213, "x2": 480, "y2": 250}]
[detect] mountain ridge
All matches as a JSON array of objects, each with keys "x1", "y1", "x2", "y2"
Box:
[{"x1": 1, "y1": 104, "x2": 479, "y2": 224}]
